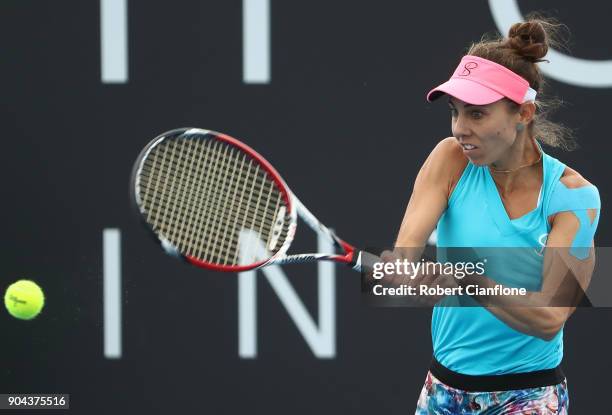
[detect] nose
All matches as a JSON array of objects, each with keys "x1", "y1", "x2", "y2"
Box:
[{"x1": 452, "y1": 113, "x2": 471, "y2": 140}]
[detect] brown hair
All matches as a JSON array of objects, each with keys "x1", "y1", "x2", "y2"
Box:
[{"x1": 466, "y1": 14, "x2": 577, "y2": 151}]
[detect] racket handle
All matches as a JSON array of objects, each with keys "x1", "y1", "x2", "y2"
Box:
[
  {"x1": 349, "y1": 249, "x2": 436, "y2": 273},
  {"x1": 351, "y1": 249, "x2": 438, "y2": 294},
  {"x1": 349, "y1": 250, "x2": 380, "y2": 273}
]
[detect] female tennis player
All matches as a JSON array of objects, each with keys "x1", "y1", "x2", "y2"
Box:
[{"x1": 384, "y1": 18, "x2": 600, "y2": 414}]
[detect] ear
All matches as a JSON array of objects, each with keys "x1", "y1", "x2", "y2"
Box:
[{"x1": 518, "y1": 102, "x2": 536, "y2": 124}]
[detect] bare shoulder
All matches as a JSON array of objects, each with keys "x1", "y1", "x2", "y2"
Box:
[
  {"x1": 548, "y1": 165, "x2": 598, "y2": 227},
  {"x1": 428, "y1": 137, "x2": 469, "y2": 197},
  {"x1": 559, "y1": 166, "x2": 593, "y2": 189},
  {"x1": 428, "y1": 137, "x2": 468, "y2": 171}
]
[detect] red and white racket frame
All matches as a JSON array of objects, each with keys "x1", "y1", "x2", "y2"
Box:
[{"x1": 132, "y1": 127, "x2": 365, "y2": 273}]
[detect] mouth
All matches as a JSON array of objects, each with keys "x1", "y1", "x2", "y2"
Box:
[{"x1": 460, "y1": 143, "x2": 478, "y2": 150}]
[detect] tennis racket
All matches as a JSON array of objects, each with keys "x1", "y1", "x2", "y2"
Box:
[{"x1": 131, "y1": 127, "x2": 370, "y2": 272}]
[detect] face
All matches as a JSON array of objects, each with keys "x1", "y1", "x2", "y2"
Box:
[{"x1": 448, "y1": 97, "x2": 530, "y2": 166}]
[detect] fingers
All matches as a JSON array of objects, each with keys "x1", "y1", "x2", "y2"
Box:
[{"x1": 380, "y1": 249, "x2": 400, "y2": 263}]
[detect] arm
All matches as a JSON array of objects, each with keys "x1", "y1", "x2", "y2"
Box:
[
  {"x1": 375, "y1": 138, "x2": 467, "y2": 299},
  {"x1": 461, "y1": 176, "x2": 600, "y2": 341},
  {"x1": 393, "y1": 137, "x2": 466, "y2": 260}
]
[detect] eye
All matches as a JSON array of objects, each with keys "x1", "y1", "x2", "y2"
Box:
[{"x1": 470, "y1": 110, "x2": 483, "y2": 119}]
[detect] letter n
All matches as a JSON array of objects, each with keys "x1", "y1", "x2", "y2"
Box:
[{"x1": 237, "y1": 230, "x2": 336, "y2": 359}]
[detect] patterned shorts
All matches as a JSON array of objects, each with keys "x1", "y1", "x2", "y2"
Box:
[{"x1": 415, "y1": 371, "x2": 569, "y2": 414}]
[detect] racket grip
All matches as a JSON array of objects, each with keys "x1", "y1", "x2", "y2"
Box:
[
  {"x1": 349, "y1": 249, "x2": 436, "y2": 273},
  {"x1": 351, "y1": 249, "x2": 438, "y2": 293},
  {"x1": 349, "y1": 250, "x2": 380, "y2": 274}
]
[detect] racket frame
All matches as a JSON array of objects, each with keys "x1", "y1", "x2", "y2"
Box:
[{"x1": 131, "y1": 128, "x2": 359, "y2": 273}]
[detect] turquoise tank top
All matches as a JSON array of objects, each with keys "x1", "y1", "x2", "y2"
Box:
[{"x1": 433, "y1": 141, "x2": 600, "y2": 375}]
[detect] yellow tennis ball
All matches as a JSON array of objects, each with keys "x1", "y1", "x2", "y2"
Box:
[{"x1": 4, "y1": 280, "x2": 45, "y2": 320}]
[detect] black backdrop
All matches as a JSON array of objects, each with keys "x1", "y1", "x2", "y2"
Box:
[{"x1": 2, "y1": 1, "x2": 612, "y2": 413}]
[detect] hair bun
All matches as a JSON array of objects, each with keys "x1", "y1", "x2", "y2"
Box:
[{"x1": 507, "y1": 21, "x2": 548, "y2": 62}]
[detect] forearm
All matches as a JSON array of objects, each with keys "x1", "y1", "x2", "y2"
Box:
[
  {"x1": 484, "y1": 306, "x2": 550, "y2": 339},
  {"x1": 460, "y1": 274, "x2": 568, "y2": 340}
]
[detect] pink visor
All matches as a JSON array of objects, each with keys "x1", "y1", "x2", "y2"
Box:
[{"x1": 426, "y1": 55, "x2": 537, "y2": 105}]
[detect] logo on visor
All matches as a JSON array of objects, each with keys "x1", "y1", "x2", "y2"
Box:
[{"x1": 459, "y1": 62, "x2": 478, "y2": 76}]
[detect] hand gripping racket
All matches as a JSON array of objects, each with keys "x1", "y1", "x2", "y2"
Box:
[{"x1": 131, "y1": 127, "x2": 370, "y2": 272}]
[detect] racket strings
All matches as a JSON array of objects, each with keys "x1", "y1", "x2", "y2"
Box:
[
  {"x1": 141, "y1": 144, "x2": 254, "y2": 228},
  {"x1": 141, "y1": 168, "x2": 281, "y2": 248},
  {"x1": 141, "y1": 162, "x2": 277, "y2": 225},
  {"x1": 141, "y1": 138, "x2": 257, "y2": 260},
  {"x1": 138, "y1": 134, "x2": 291, "y2": 266}
]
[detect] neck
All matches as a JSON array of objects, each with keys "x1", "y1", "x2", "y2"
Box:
[{"x1": 489, "y1": 135, "x2": 542, "y2": 192}]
